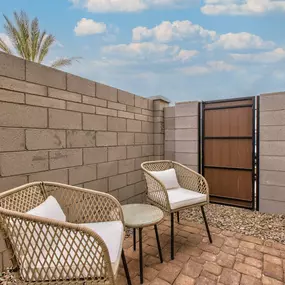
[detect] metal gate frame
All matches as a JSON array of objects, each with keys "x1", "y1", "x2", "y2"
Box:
[{"x1": 199, "y1": 96, "x2": 259, "y2": 210}]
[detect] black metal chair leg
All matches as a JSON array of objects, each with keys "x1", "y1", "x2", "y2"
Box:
[
  {"x1": 121, "y1": 249, "x2": 132, "y2": 285},
  {"x1": 201, "y1": 206, "x2": 212, "y2": 243},
  {"x1": 139, "y1": 228, "x2": 143, "y2": 284},
  {"x1": 133, "y1": 228, "x2": 136, "y2": 251},
  {"x1": 154, "y1": 224, "x2": 163, "y2": 263},
  {"x1": 177, "y1": 211, "x2": 180, "y2": 224},
  {"x1": 171, "y1": 213, "x2": 174, "y2": 260}
]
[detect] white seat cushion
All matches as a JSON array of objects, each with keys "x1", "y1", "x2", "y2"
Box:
[
  {"x1": 167, "y1": 187, "x2": 207, "y2": 210},
  {"x1": 150, "y1": 168, "x2": 180, "y2": 190},
  {"x1": 81, "y1": 221, "x2": 124, "y2": 274}
]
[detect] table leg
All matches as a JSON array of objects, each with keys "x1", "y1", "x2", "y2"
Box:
[
  {"x1": 139, "y1": 228, "x2": 143, "y2": 284},
  {"x1": 133, "y1": 228, "x2": 136, "y2": 251},
  {"x1": 154, "y1": 224, "x2": 163, "y2": 263}
]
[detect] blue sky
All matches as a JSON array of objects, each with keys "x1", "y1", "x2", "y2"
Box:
[{"x1": 0, "y1": 0, "x2": 285, "y2": 102}]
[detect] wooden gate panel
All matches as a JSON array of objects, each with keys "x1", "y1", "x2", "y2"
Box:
[
  {"x1": 205, "y1": 169, "x2": 252, "y2": 199},
  {"x1": 204, "y1": 140, "x2": 252, "y2": 168},
  {"x1": 202, "y1": 97, "x2": 255, "y2": 209},
  {"x1": 204, "y1": 108, "x2": 252, "y2": 137}
]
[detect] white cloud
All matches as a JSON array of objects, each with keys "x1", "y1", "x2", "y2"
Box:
[
  {"x1": 70, "y1": 0, "x2": 192, "y2": 13},
  {"x1": 74, "y1": 18, "x2": 107, "y2": 36},
  {"x1": 86, "y1": 0, "x2": 146, "y2": 12},
  {"x1": 231, "y1": 48, "x2": 285, "y2": 63},
  {"x1": 132, "y1": 20, "x2": 216, "y2": 42},
  {"x1": 179, "y1": 66, "x2": 210, "y2": 75},
  {"x1": 102, "y1": 42, "x2": 199, "y2": 64},
  {"x1": 0, "y1": 33, "x2": 13, "y2": 49},
  {"x1": 179, "y1": 60, "x2": 236, "y2": 75},
  {"x1": 208, "y1": 32, "x2": 275, "y2": 50},
  {"x1": 175, "y1": 50, "x2": 199, "y2": 62},
  {"x1": 201, "y1": 0, "x2": 285, "y2": 15},
  {"x1": 93, "y1": 58, "x2": 136, "y2": 67},
  {"x1": 207, "y1": 60, "x2": 236, "y2": 71},
  {"x1": 102, "y1": 42, "x2": 180, "y2": 59}
]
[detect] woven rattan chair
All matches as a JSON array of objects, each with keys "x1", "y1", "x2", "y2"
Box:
[
  {"x1": 0, "y1": 181, "x2": 132, "y2": 285},
  {"x1": 141, "y1": 160, "x2": 212, "y2": 260}
]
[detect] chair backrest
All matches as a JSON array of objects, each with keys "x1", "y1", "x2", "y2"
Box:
[
  {"x1": 0, "y1": 182, "x2": 77, "y2": 222},
  {"x1": 0, "y1": 182, "x2": 114, "y2": 283},
  {"x1": 141, "y1": 160, "x2": 174, "y2": 172},
  {"x1": 0, "y1": 182, "x2": 46, "y2": 214}
]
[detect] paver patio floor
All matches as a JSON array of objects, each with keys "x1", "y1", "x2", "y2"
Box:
[{"x1": 117, "y1": 217, "x2": 285, "y2": 285}]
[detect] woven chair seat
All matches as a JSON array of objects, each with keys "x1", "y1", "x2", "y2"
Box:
[{"x1": 0, "y1": 181, "x2": 125, "y2": 284}]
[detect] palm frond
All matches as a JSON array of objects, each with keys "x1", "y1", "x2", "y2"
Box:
[
  {"x1": 37, "y1": 34, "x2": 55, "y2": 63},
  {"x1": 0, "y1": 38, "x2": 12, "y2": 54},
  {"x1": 36, "y1": 30, "x2": 46, "y2": 62},
  {"x1": 3, "y1": 14, "x2": 24, "y2": 57},
  {"x1": 31, "y1": 17, "x2": 39, "y2": 61},
  {"x1": 2, "y1": 11, "x2": 79, "y2": 69},
  {"x1": 50, "y1": 57, "x2": 81, "y2": 68},
  {"x1": 13, "y1": 11, "x2": 31, "y2": 59}
]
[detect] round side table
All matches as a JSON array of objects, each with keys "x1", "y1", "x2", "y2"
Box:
[{"x1": 122, "y1": 204, "x2": 164, "y2": 284}]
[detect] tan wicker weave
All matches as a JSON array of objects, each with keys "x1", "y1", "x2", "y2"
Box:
[
  {"x1": 141, "y1": 160, "x2": 209, "y2": 212},
  {"x1": 0, "y1": 181, "x2": 127, "y2": 285},
  {"x1": 141, "y1": 160, "x2": 212, "y2": 259}
]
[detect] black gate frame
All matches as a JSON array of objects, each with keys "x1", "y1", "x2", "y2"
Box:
[{"x1": 198, "y1": 96, "x2": 260, "y2": 210}]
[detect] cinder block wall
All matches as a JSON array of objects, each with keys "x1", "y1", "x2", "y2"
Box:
[
  {"x1": 259, "y1": 92, "x2": 285, "y2": 214},
  {"x1": 0, "y1": 52, "x2": 168, "y2": 270},
  {"x1": 153, "y1": 98, "x2": 169, "y2": 160},
  {"x1": 164, "y1": 101, "x2": 199, "y2": 171}
]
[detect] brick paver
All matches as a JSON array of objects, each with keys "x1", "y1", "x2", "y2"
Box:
[{"x1": 118, "y1": 218, "x2": 285, "y2": 284}]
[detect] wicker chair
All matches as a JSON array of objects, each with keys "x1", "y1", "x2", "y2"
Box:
[
  {"x1": 0, "y1": 181, "x2": 132, "y2": 285},
  {"x1": 141, "y1": 160, "x2": 212, "y2": 260}
]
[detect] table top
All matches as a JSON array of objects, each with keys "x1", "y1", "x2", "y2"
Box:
[{"x1": 122, "y1": 204, "x2": 164, "y2": 228}]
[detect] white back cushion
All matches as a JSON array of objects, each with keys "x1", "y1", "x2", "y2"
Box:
[
  {"x1": 27, "y1": 196, "x2": 66, "y2": 222},
  {"x1": 150, "y1": 168, "x2": 180, "y2": 190}
]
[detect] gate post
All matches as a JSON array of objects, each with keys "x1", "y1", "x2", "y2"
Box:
[
  {"x1": 164, "y1": 101, "x2": 200, "y2": 172},
  {"x1": 151, "y1": 96, "x2": 170, "y2": 160}
]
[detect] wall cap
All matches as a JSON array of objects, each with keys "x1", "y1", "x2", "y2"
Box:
[
  {"x1": 149, "y1": 95, "x2": 171, "y2": 103},
  {"x1": 176, "y1": 101, "x2": 199, "y2": 105}
]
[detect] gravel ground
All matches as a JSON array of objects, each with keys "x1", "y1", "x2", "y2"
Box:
[{"x1": 180, "y1": 203, "x2": 285, "y2": 244}]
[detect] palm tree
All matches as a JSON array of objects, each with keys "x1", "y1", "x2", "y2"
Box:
[{"x1": 0, "y1": 11, "x2": 80, "y2": 68}]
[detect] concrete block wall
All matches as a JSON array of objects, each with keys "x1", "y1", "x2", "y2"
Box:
[
  {"x1": 153, "y1": 98, "x2": 170, "y2": 160},
  {"x1": 164, "y1": 101, "x2": 199, "y2": 171},
  {"x1": 0, "y1": 52, "x2": 169, "y2": 270},
  {"x1": 259, "y1": 92, "x2": 285, "y2": 214}
]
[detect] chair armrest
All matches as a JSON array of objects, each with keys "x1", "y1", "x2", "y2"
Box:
[
  {"x1": 173, "y1": 162, "x2": 209, "y2": 197},
  {"x1": 42, "y1": 182, "x2": 124, "y2": 224},
  {"x1": 142, "y1": 170, "x2": 171, "y2": 211},
  {"x1": 0, "y1": 210, "x2": 114, "y2": 283}
]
